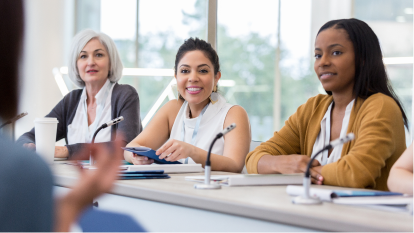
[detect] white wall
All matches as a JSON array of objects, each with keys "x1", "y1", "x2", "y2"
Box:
[{"x1": 16, "y1": 0, "x2": 75, "y2": 140}]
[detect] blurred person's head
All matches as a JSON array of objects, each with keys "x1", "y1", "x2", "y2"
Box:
[
  {"x1": 0, "y1": 0, "x2": 24, "y2": 121},
  {"x1": 174, "y1": 37, "x2": 221, "y2": 105},
  {"x1": 314, "y1": 18, "x2": 408, "y2": 128},
  {"x1": 68, "y1": 29, "x2": 123, "y2": 88}
]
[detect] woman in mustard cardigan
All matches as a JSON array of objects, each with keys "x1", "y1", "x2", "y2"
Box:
[{"x1": 246, "y1": 18, "x2": 408, "y2": 191}]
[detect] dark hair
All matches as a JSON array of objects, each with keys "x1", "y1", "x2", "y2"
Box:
[
  {"x1": 174, "y1": 37, "x2": 220, "y2": 75},
  {"x1": 0, "y1": 0, "x2": 24, "y2": 120},
  {"x1": 317, "y1": 18, "x2": 408, "y2": 129}
]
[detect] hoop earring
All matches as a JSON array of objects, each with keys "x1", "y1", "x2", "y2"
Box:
[{"x1": 209, "y1": 86, "x2": 218, "y2": 104}]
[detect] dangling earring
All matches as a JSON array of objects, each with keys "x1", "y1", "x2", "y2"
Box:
[{"x1": 209, "y1": 85, "x2": 219, "y2": 104}]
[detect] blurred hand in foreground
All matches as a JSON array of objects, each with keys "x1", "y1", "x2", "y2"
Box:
[{"x1": 55, "y1": 137, "x2": 124, "y2": 232}]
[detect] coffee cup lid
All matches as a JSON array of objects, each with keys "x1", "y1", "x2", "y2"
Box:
[{"x1": 34, "y1": 117, "x2": 59, "y2": 123}]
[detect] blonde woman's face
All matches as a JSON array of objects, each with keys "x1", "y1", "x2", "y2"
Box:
[
  {"x1": 175, "y1": 50, "x2": 220, "y2": 105},
  {"x1": 77, "y1": 38, "x2": 110, "y2": 86}
]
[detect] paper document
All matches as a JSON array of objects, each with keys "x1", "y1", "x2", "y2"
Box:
[
  {"x1": 186, "y1": 173, "x2": 303, "y2": 186},
  {"x1": 286, "y1": 185, "x2": 407, "y2": 202}
]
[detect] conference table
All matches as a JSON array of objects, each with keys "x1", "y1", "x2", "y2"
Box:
[{"x1": 52, "y1": 163, "x2": 413, "y2": 232}]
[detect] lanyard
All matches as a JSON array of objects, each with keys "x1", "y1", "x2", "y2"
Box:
[
  {"x1": 181, "y1": 103, "x2": 209, "y2": 164},
  {"x1": 82, "y1": 82, "x2": 112, "y2": 143}
]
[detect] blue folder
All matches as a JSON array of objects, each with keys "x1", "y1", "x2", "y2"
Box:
[
  {"x1": 332, "y1": 190, "x2": 403, "y2": 197},
  {"x1": 122, "y1": 147, "x2": 182, "y2": 164},
  {"x1": 117, "y1": 169, "x2": 169, "y2": 180}
]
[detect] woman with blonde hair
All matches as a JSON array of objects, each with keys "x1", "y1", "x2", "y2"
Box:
[{"x1": 17, "y1": 29, "x2": 142, "y2": 158}]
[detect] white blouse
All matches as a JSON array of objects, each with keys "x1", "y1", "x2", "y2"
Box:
[
  {"x1": 312, "y1": 99, "x2": 355, "y2": 165},
  {"x1": 169, "y1": 94, "x2": 234, "y2": 164},
  {"x1": 67, "y1": 79, "x2": 115, "y2": 144}
]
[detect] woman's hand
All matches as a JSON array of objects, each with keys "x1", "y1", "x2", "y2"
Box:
[
  {"x1": 156, "y1": 139, "x2": 196, "y2": 162},
  {"x1": 124, "y1": 149, "x2": 154, "y2": 165},
  {"x1": 310, "y1": 166, "x2": 323, "y2": 185},
  {"x1": 23, "y1": 143, "x2": 36, "y2": 151},
  {"x1": 278, "y1": 154, "x2": 323, "y2": 184},
  {"x1": 131, "y1": 153, "x2": 154, "y2": 165},
  {"x1": 258, "y1": 154, "x2": 323, "y2": 184},
  {"x1": 55, "y1": 146, "x2": 69, "y2": 158}
]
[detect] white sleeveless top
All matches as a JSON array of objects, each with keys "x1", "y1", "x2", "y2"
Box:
[{"x1": 170, "y1": 94, "x2": 234, "y2": 164}]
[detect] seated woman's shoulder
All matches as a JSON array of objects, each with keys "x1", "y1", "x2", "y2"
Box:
[
  {"x1": 113, "y1": 83, "x2": 138, "y2": 95},
  {"x1": 228, "y1": 105, "x2": 248, "y2": 116},
  {"x1": 362, "y1": 93, "x2": 401, "y2": 112},
  {"x1": 163, "y1": 99, "x2": 185, "y2": 112},
  {"x1": 60, "y1": 88, "x2": 83, "y2": 103}
]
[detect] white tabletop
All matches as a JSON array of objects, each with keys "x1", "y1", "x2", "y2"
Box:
[{"x1": 52, "y1": 163, "x2": 413, "y2": 232}]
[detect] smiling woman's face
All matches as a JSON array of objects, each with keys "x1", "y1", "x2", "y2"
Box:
[
  {"x1": 77, "y1": 38, "x2": 110, "y2": 86},
  {"x1": 175, "y1": 50, "x2": 220, "y2": 105},
  {"x1": 314, "y1": 28, "x2": 356, "y2": 95}
]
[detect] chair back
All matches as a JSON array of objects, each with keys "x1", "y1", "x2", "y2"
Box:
[{"x1": 241, "y1": 140, "x2": 262, "y2": 174}]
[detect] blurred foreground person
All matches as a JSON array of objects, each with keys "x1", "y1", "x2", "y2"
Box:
[{"x1": 0, "y1": 0, "x2": 123, "y2": 231}]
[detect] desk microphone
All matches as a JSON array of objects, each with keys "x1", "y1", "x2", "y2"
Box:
[
  {"x1": 90, "y1": 116, "x2": 124, "y2": 165},
  {"x1": 0, "y1": 112, "x2": 28, "y2": 129},
  {"x1": 195, "y1": 123, "x2": 236, "y2": 190},
  {"x1": 293, "y1": 133, "x2": 355, "y2": 204}
]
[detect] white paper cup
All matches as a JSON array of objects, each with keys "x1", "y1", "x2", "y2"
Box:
[{"x1": 34, "y1": 117, "x2": 59, "y2": 164}]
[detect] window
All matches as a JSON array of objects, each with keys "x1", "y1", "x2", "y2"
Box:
[
  {"x1": 74, "y1": 0, "x2": 413, "y2": 140},
  {"x1": 354, "y1": 0, "x2": 413, "y2": 138},
  {"x1": 76, "y1": 0, "x2": 207, "y2": 124}
]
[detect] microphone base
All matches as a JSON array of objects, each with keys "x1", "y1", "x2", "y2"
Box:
[
  {"x1": 194, "y1": 183, "x2": 221, "y2": 189},
  {"x1": 292, "y1": 195, "x2": 322, "y2": 205}
]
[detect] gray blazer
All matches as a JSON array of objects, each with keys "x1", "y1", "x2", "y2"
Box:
[{"x1": 16, "y1": 83, "x2": 142, "y2": 158}]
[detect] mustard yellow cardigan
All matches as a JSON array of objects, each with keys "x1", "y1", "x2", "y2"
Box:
[{"x1": 246, "y1": 93, "x2": 406, "y2": 191}]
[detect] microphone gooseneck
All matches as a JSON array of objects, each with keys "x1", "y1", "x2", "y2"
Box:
[
  {"x1": 195, "y1": 123, "x2": 236, "y2": 190},
  {"x1": 0, "y1": 112, "x2": 28, "y2": 129},
  {"x1": 293, "y1": 133, "x2": 355, "y2": 205},
  {"x1": 304, "y1": 133, "x2": 355, "y2": 179},
  {"x1": 89, "y1": 116, "x2": 124, "y2": 165}
]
